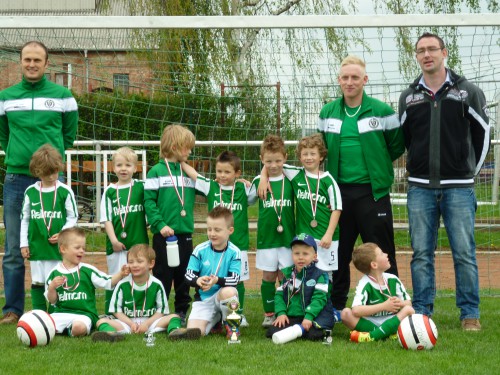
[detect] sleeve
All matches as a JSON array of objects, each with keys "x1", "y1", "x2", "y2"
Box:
[
  {"x1": 144, "y1": 168, "x2": 167, "y2": 233},
  {"x1": 215, "y1": 271, "x2": 240, "y2": 287},
  {"x1": 247, "y1": 176, "x2": 259, "y2": 206},
  {"x1": 89, "y1": 265, "x2": 113, "y2": 290},
  {"x1": 61, "y1": 96, "x2": 78, "y2": 150},
  {"x1": 185, "y1": 252, "x2": 201, "y2": 286},
  {"x1": 155, "y1": 283, "x2": 170, "y2": 314},
  {"x1": 383, "y1": 112, "x2": 405, "y2": 162},
  {"x1": 274, "y1": 281, "x2": 287, "y2": 317},
  {"x1": 282, "y1": 164, "x2": 301, "y2": 181},
  {"x1": 467, "y1": 85, "x2": 490, "y2": 175},
  {"x1": 398, "y1": 91, "x2": 411, "y2": 151},
  {"x1": 99, "y1": 186, "x2": 112, "y2": 223},
  {"x1": 394, "y1": 277, "x2": 411, "y2": 302},
  {"x1": 62, "y1": 187, "x2": 78, "y2": 230},
  {"x1": 351, "y1": 277, "x2": 369, "y2": 307},
  {"x1": 195, "y1": 175, "x2": 211, "y2": 196},
  {"x1": 304, "y1": 273, "x2": 329, "y2": 321},
  {"x1": 0, "y1": 100, "x2": 9, "y2": 151},
  {"x1": 327, "y1": 175, "x2": 343, "y2": 211},
  {"x1": 109, "y1": 284, "x2": 123, "y2": 313},
  {"x1": 20, "y1": 193, "x2": 31, "y2": 248}
]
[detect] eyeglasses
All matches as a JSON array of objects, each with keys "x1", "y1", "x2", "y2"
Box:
[{"x1": 415, "y1": 47, "x2": 444, "y2": 56}]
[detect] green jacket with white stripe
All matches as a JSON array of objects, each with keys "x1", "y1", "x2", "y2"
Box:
[
  {"x1": 0, "y1": 76, "x2": 78, "y2": 175},
  {"x1": 318, "y1": 91, "x2": 404, "y2": 200}
]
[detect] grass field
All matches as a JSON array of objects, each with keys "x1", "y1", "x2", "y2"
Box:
[{"x1": 1, "y1": 294, "x2": 499, "y2": 375}]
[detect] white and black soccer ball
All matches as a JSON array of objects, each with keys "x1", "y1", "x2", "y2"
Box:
[
  {"x1": 398, "y1": 314, "x2": 438, "y2": 350},
  {"x1": 17, "y1": 310, "x2": 56, "y2": 347}
]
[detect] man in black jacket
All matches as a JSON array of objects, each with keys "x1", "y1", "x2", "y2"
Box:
[{"x1": 399, "y1": 32, "x2": 490, "y2": 331}]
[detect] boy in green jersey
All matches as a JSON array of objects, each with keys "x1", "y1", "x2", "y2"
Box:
[
  {"x1": 144, "y1": 124, "x2": 196, "y2": 323},
  {"x1": 100, "y1": 147, "x2": 149, "y2": 313},
  {"x1": 21, "y1": 144, "x2": 78, "y2": 311},
  {"x1": 45, "y1": 227, "x2": 129, "y2": 337},
  {"x1": 182, "y1": 151, "x2": 253, "y2": 327},
  {"x1": 342, "y1": 242, "x2": 414, "y2": 343},
  {"x1": 250, "y1": 135, "x2": 295, "y2": 327},
  {"x1": 93, "y1": 244, "x2": 201, "y2": 342}
]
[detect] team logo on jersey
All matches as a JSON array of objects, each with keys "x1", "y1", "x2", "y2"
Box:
[
  {"x1": 446, "y1": 88, "x2": 468, "y2": 101},
  {"x1": 405, "y1": 93, "x2": 424, "y2": 106},
  {"x1": 368, "y1": 118, "x2": 379, "y2": 129},
  {"x1": 44, "y1": 99, "x2": 55, "y2": 108},
  {"x1": 306, "y1": 279, "x2": 316, "y2": 287}
]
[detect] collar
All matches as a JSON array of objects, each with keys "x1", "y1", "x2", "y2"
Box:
[
  {"x1": 418, "y1": 69, "x2": 452, "y2": 93},
  {"x1": 21, "y1": 75, "x2": 47, "y2": 90}
]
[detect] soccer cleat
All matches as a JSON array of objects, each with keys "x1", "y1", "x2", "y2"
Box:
[
  {"x1": 240, "y1": 315, "x2": 249, "y2": 327},
  {"x1": 350, "y1": 330, "x2": 374, "y2": 343},
  {"x1": 168, "y1": 328, "x2": 202, "y2": 340},
  {"x1": 210, "y1": 321, "x2": 223, "y2": 334},
  {"x1": 262, "y1": 314, "x2": 276, "y2": 328},
  {"x1": 332, "y1": 308, "x2": 342, "y2": 324},
  {"x1": 461, "y1": 318, "x2": 481, "y2": 331},
  {"x1": 91, "y1": 331, "x2": 125, "y2": 343},
  {"x1": 389, "y1": 333, "x2": 398, "y2": 341},
  {"x1": 0, "y1": 312, "x2": 20, "y2": 325}
]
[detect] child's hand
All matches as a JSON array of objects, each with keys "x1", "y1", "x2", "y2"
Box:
[
  {"x1": 21, "y1": 247, "x2": 30, "y2": 259},
  {"x1": 130, "y1": 322, "x2": 140, "y2": 333},
  {"x1": 197, "y1": 276, "x2": 214, "y2": 291},
  {"x1": 257, "y1": 179, "x2": 269, "y2": 200},
  {"x1": 120, "y1": 264, "x2": 130, "y2": 277},
  {"x1": 273, "y1": 315, "x2": 289, "y2": 328},
  {"x1": 137, "y1": 322, "x2": 150, "y2": 334},
  {"x1": 48, "y1": 234, "x2": 59, "y2": 244},
  {"x1": 237, "y1": 178, "x2": 251, "y2": 188},
  {"x1": 112, "y1": 241, "x2": 126, "y2": 252},
  {"x1": 160, "y1": 225, "x2": 175, "y2": 238},
  {"x1": 384, "y1": 297, "x2": 403, "y2": 313},
  {"x1": 50, "y1": 276, "x2": 66, "y2": 290},
  {"x1": 319, "y1": 235, "x2": 332, "y2": 249},
  {"x1": 301, "y1": 319, "x2": 312, "y2": 331}
]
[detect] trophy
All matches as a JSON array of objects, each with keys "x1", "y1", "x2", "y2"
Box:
[
  {"x1": 144, "y1": 331, "x2": 156, "y2": 347},
  {"x1": 226, "y1": 300, "x2": 241, "y2": 344}
]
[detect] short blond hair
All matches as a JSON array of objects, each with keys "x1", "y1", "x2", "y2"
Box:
[
  {"x1": 340, "y1": 55, "x2": 366, "y2": 71},
  {"x1": 160, "y1": 124, "x2": 195, "y2": 159},
  {"x1": 58, "y1": 227, "x2": 86, "y2": 248},
  {"x1": 352, "y1": 242, "x2": 378, "y2": 274},
  {"x1": 112, "y1": 147, "x2": 138, "y2": 164},
  {"x1": 29, "y1": 144, "x2": 64, "y2": 178},
  {"x1": 128, "y1": 244, "x2": 156, "y2": 263},
  {"x1": 296, "y1": 133, "x2": 327, "y2": 162}
]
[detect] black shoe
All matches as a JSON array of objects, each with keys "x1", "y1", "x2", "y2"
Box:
[
  {"x1": 91, "y1": 331, "x2": 125, "y2": 343},
  {"x1": 168, "y1": 328, "x2": 201, "y2": 340}
]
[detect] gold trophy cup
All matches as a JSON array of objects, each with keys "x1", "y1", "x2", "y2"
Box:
[{"x1": 226, "y1": 300, "x2": 241, "y2": 344}]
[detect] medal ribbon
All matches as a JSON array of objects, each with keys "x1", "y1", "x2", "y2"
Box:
[
  {"x1": 367, "y1": 275, "x2": 393, "y2": 298},
  {"x1": 131, "y1": 276, "x2": 149, "y2": 318},
  {"x1": 211, "y1": 243, "x2": 228, "y2": 276},
  {"x1": 267, "y1": 175, "x2": 285, "y2": 226},
  {"x1": 165, "y1": 159, "x2": 185, "y2": 212},
  {"x1": 219, "y1": 183, "x2": 236, "y2": 212},
  {"x1": 39, "y1": 180, "x2": 58, "y2": 236},
  {"x1": 116, "y1": 181, "x2": 133, "y2": 235},
  {"x1": 304, "y1": 170, "x2": 320, "y2": 221},
  {"x1": 61, "y1": 263, "x2": 81, "y2": 291}
]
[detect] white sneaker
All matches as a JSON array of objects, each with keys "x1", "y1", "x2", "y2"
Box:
[
  {"x1": 262, "y1": 315, "x2": 275, "y2": 328},
  {"x1": 240, "y1": 315, "x2": 249, "y2": 327}
]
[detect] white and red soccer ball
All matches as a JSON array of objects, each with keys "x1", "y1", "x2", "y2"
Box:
[
  {"x1": 398, "y1": 314, "x2": 438, "y2": 350},
  {"x1": 17, "y1": 310, "x2": 56, "y2": 347}
]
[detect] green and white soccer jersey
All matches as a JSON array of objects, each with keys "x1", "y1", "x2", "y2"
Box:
[
  {"x1": 45, "y1": 262, "x2": 113, "y2": 325},
  {"x1": 100, "y1": 179, "x2": 149, "y2": 255},
  {"x1": 195, "y1": 176, "x2": 251, "y2": 251},
  {"x1": 250, "y1": 175, "x2": 295, "y2": 250},
  {"x1": 109, "y1": 274, "x2": 169, "y2": 318},
  {"x1": 352, "y1": 273, "x2": 411, "y2": 326},
  {"x1": 144, "y1": 160, "x2": 196, "y2": 234},
  {"x1": 20, "y1": 181, "x2": 77, "y2": 261},
  {"x1": 282, "y1": 164, "x2": 342, "y2": 240}
]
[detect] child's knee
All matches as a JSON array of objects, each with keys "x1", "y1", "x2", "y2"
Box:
[
  {"x1": 219, "y1": 286, "x2": 238, "y2": 300},
  {"x1": 71, "y1": 321, "x2": 89, "y2": 337},
  {"x1": 340, "y1": 307, "x2": 352, "y2": 321}
]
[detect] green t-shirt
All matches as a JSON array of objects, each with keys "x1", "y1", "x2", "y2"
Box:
[
  {"x1": 100, "y1": 180, "x2": 149, "y2": 255},
  {"x1": 250, "y1": 175, "x2": 295, "y2": 250}
]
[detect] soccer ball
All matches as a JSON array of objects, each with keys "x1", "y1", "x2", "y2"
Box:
[
  {"x1": 398, "y1": 314, "x2": 438, "y2": 350},
  {"x1": 17, "y1": 310, "x2": 56, "y2": 347}
]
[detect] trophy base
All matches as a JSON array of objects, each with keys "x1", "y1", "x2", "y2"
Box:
[{"x1": 228, "y1": 339, "x2": 241, "y2": 345}]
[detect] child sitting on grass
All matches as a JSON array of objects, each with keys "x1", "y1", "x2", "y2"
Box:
[
  {"x1": 342, "y1": 242, "x2": 414, "y2": 342},
  {"x1": 93, "y1": 244, "x2": 201, "y2": 342}
]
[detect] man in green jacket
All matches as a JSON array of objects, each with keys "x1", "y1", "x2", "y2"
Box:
[
  {"x1": 318, "y1": 56, "x2": 404, "y2": 311},
  {"x1": 0, "y1": 41, "x2": 78, "y2": 324}
]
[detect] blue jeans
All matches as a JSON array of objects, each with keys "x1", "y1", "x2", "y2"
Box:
[
  {"x1": 2, "y1": 173, "x2": 39, "y2": 316},
  {"x1": 407, "y1": 186, "x2": 480, "y2": 320}
]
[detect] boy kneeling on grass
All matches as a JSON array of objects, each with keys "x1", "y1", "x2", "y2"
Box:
[
  {"x1": 93, "y1": 244, "x2": 201, "y2": 342},
  {"x1": 266, "y1": 233, "x2": 335, "y2": 341},
  {"x1": 342, "y1": 242, "x2": 415, "y2": 343}
]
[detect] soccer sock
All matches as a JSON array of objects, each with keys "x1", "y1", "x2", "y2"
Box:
[
  {"x1": 236, "y1": 282, "x2": 245, "y2": 313},
  {"x1": 31, "y1": 285, "x2": 47, "y2": 311},
  {"x1": 261, "y1": 280, "x2": 276, "y2": 314},
  {"x1": 167, "y1": 317, "x2": 182, "y2": 333},
  {"x1": 97, "y1": 323, "x2": 117, "y2": 332},
  {"x1": 370, "y1": 316, "x2": 401, "y2": 341}
]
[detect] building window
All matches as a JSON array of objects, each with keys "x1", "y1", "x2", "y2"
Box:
[
  {"x1": 55, "y1": 73, "x2": 67, "y2": 87},
  {"x1": 113, "y1": 74, "x2": 129, "y2": 94}
]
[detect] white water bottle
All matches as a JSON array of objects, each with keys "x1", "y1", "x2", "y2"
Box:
[
  {"x1": 272, "y1": 324, "x2": 304, "y2": 344},
  {"x1": 166, "y1": 235, "x2": 180, "y2": 267}
]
